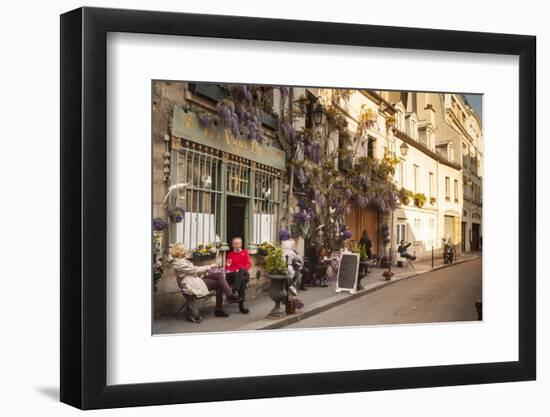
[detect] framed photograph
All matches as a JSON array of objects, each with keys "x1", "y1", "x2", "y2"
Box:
[{"x1": 60, "y1": 6, "x2": 536, "y2": 409}]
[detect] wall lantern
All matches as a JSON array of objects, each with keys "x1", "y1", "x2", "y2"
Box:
[
  {"x1": 312, "y1": 103, "x2": 327, "y2": 127},
  {"x1": 399, "y1": 142, "x2": 409, "y2": 157}
]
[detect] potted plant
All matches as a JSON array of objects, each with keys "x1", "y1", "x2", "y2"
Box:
[
  {"x1": 265, "y1": 246, "x2": 290, "y2": 318},
  {"x1": 286, "y1": 297, "x2": 304, "y2": 315},
  {"x1": 257, "y1": 241, "x2": 275, "y2": 257},
  {"x1": 399, "y1": 188, "x2": 414, "y2": 205},
  {"x1": 430, "y1": 196, "x2": 437, "y2": 205},
  {"x1": 382, "y1": 270, "x2": 394, "y2": 280},
  {"x1": 414, "y1": 193, "x2": 427, "y2": 208},
  {"x1": 153, "y1": 217, "x2": 168, "y2": 231},
  {"x1": 153, "y1": 258, "x2": 164, "y2": 292},
  {"x1": 192, "y1": 243, "x2": 217, "y2": 261}
]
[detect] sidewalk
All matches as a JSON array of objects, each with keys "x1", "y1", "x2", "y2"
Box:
[{"x1": 153, "y1": 252, "x2": 481, "y2": 335}]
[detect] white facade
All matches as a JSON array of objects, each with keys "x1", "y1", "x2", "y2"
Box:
[
  {"x1": 445, "y1": 94, "x2": 483, "y2": 252},
  {"x1": 286, "y1": 88, "x2": 475, "y2": 260},
  {"x1": 382, "y1": 91, "x2": 463, "y2": 260}
]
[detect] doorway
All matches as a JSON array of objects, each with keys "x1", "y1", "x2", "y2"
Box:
[
  {"x1": 471, "y1": 223, "x2": 480, "y2": 251},
  {"x1": 226, "y1": 196, "x2": 247, "y2": 246},
  {"x1": 461, "y1": 221, "x2": 467, "y2": 252},
  {"x1": 345, "y1": 204, "x2": 379, "y2": 255}
]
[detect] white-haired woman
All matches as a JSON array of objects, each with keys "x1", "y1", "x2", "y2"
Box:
[{"x1": 170, "y1": 243, "x2": 240, "y2": 322}]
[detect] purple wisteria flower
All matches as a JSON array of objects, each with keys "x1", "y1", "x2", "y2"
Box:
[
  {"x1": 279, "y1": 229, "x2": 291, "y2": 241},
  {"x1": 230, "y1": 84, "x2": 252, "y2": 102},
  {"x1": 153, "y1": 217, "x2": 168, "y2": 231},
  {"x1": 314, "y1": 190, "x2": 326, "y2": 207},
  {"x1": 357, "y1": 174, "x2": 369, "y2": 187},
  {"x1": 197, "y1": 112, "x2": 216, "y2": 128},
  {"x1": 297, "y1": 199, "x2": 307, "y2": 211},
  {"x1": 344, "y1": 188, "x2": 353, "y2": 199},
  {"x1": 281, "y1": 122, "x2": 295, "y2": 141},
  {"x1": 341, "y1": 229, "x2": 353, "y2": 240},
  {"x1": 355, "y1": 195, "x2": 367, "y2": 208},
  {"x1": 304, "y1": 141, "x2": 321, "y2": 164},
  {"x1": 296, "y1": 167, "x2": 306, "y2": 185},
  {"x1": 293, "y1": 211, "x2": 308, "y2": 224},
  {"x1": 280, "y1": 86, "x2": 289, "y2": 97}
]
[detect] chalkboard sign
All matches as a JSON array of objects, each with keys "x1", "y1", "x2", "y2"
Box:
[{"x1": 336, "y1": 252, "x2": 360, "y2": 294}]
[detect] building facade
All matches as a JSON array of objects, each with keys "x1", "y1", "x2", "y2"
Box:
[
  {"x1": 152, "y1": 82, "x2": 482, "y2": 315},
  {"x1": 444, "y1": 94, "x2": 483, "y2": 252},
  {"x1": 380, "y1": 91, "x2": 464, "y2": 260}
]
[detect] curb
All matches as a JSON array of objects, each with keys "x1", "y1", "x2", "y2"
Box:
[{"x1": 243, "y1": 255, "x2": 481, "y2": 331}]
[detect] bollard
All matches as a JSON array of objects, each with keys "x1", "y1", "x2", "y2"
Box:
[{"x1": 475, "y1": 301, "x2": 482, "y2": 320}]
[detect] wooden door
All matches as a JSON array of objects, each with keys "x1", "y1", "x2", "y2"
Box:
[{"x1": 345, "y1": 205, "x2": 379, "y2": 255}]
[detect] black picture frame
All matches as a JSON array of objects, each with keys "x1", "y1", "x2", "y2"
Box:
[{"x1": 60, "y1": 6, "x2": 536, "y2": 410}]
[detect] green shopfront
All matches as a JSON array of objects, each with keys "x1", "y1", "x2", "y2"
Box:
[{"x1": 168, "y1": 106, "x2": 286, "y2": 252}]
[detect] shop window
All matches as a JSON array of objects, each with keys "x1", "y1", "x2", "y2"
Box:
[
  {"x1": 252, "y1": 167, "x2": 280, "y2": 244},
  {"x1": 174, "y1": 148, "x2": 222, "y2": 250},
  {"x1": 227, "y1": 160, "x2": 251, "y2": 196}
]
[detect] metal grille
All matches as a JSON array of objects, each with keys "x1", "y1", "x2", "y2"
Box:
[
  {"x1": 252, "y1": 167, "x2": 280, "y2": 244},
  {"x1": 175, "y1": 147, "x2": 222, "y2": 250},
  {"x1": 227, "y1": 160, "x2": 250, "y2": 196}
]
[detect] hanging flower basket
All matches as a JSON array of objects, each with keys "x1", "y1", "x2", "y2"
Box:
[
  {"x1": 414, "y1": 193, "x2": 427, "y2": 208},
  {"x1": 168, "y1": 207, "x2": 185, "y2": 223}
]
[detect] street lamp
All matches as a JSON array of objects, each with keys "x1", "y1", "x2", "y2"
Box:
[
  {"x1": 400, "y1": 142, "x2": 409, "y2": 158},
  {"x1": 312, "y1": 103, "x2": 327, "y2": 127}
]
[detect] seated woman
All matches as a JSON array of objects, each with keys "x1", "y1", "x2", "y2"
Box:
[{"x1": 171, "y1": 243, "x2": 240, "y2": 322}]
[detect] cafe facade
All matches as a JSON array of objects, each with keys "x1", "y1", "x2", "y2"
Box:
[{"x1": 153, "y1": 82, "x2": 289, "y2": 312}]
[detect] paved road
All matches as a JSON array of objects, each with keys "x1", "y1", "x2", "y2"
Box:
[{"x1": 287, "y1": 258, "x2": 482, "y2": 328}]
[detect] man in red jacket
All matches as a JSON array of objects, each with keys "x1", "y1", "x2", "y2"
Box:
[{"x1": 225, "y1": 237, "x2": 251, "y2": 314}]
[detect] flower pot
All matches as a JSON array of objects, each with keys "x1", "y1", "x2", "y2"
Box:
[
  {"x1": 266, "y1": 273, "x2": 289, "y2": 318},
  {"x1": 286, "y1": 299, "x2": 296, "y2": 315},
  {"x1": 192, "y1": 252, "x2": 216, "y2": 261}
]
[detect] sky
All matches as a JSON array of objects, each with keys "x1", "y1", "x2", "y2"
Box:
[{"x1": 463, "y1": 94, "x2": 483, "y2": 123}]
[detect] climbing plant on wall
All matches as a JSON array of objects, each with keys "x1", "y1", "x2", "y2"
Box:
[
  {"x1": 193, "y1": 85, "x2": 400, "y2": 250},
  {"x1": 280, "y1": 89, "x2": 400, "y2": 250}
]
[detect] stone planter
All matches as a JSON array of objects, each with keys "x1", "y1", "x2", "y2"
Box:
[{"x1": 266, "y1": 273, "x2": 289, "y2": 318}]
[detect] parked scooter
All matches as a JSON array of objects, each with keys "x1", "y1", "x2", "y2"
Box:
[{"x1": 443, "y1": 238, "x2": 455, "y2": 264}]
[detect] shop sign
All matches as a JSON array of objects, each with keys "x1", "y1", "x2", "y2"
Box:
[{"x1": 171, "y1": 106, "x2": 286, "y2": 170}]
